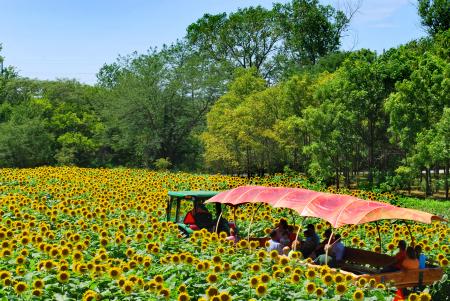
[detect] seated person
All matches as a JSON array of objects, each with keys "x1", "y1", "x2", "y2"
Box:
[
  {"x1": 267, "y1": 229, "x2": 283, "y2": 254},
  {"x1": 402, "y1": 246, "x2": 419, "y2": 270},
  {"x1": 311, "y1": 228, "x2": 333, "y2": 258},
  {"x1": 315, "y1": 234, "x2": 345, "y2": 267},
  {"x1": 299, "y1": 229, "x2": 318, "y2": 258},
  {"x1": 275, "y1": 219, "x2": 289, "y2": 239},
  {"x1": 415, "y1": 245, "x2": 426, "y2": 269},
  {"x1": 394, "y1": 240, "x2": 407, "y2": 269},
  {"x1": 306, "y1": 224, "x2": 320, "y2": 245},
  {"x1": 382, "y1": 240, "x2": 407, "y2": 272},
  {"x1": 330, "y1": 234, "x2": 345, "y2": 265},
  {"x1": 226, "y1": 228, "x2": 238, "y2": 243},
  {"x1": 280, "y1": 230, "x2": 291, "y2": 247},
  {"x1": 184, "y1": 203, "x2": 213, "y2": 230}
]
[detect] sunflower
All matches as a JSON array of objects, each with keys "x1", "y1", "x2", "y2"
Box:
[
  {"x1": 283, "y1": 266, "x2": 292, "y2": 274},
  {"x1": 306, "y1": 268, "x2": 316, "y2": 279},
  {"x1": 206, "y1": 286, "x2": 219, "y2": 297},
  {"x1": 219, "y1": 292, "x2": 232, "y2": 301},
  {"x1": 408, "y1": 293, "x2": 419, "y2": 301},
  {"x1": 270, "y1": 250, "x2": 279, "y2": 259},
  {"x1": 178, "y1": 284, "x2": 187, "y2": 293},
  {"x1": 14, "y1": 281, "x2": 28, "y2": 294},
  {"x1": 259, "y1": 273, "x2": 271, "y2": 283},
  {"x1": 33, "y1": 279, "x2": 45, "y2": 289},
  {"x1": 255, "y1": 284, "x2": 267, "y2": 296},
  {"x1": 334, "y1": 273, "x2": 345, "y2": 283},
  {"x1": 207, "y1": 273, "x2": 218, "y2": 283},
  {"x1": 32, "y1": 289, "x2": 43, "y2": 297},
  {"x1": 273, "y1": 270, "x2": 284, "y2": 279},
  {"x1": 357, "y1": 277, "x2": 367, "y2": 287},
  {"x1": 57, "y1": 271, "x2": 70, "y2": 283},
  {"x1": 15, "y1": 255, "x2": 26, "y2": 265},
  {"x1": 336, "y1": 283, "x2": 347, "y2": 295},
  {"x1": 291, "y1": 273, "x2": 301, "y2": 283},
  {"x1": 249, "y1": 276, "x2": 259, "y2": 288},
  {"x1": 322, "y1": 273, "x2": 333, "y2": 285},
  {"x1": 352, "y1": 290, "x2": 364, "y2": 301},
  {"x1": 122, "y1": 280, "x2": 134, "y2": 294},
  {"x1": 178, "y1": 292, "x2": 190, "y2": 301},
  {"x1": 251, "y1": 263, "x2": 261, "y2": 272},
  {"x1": 306, "y1": 282, "x2": 316, "y2": 294},
  {"x1": 376, "y1": 283, "x2": 385, "y2": 289},
  {"x1": 154, "y1": 274, "x2": 164, "y2": 283},
  {"x1": 315, "y1": 287, "x2": 325, "y2": 298},
  {"x1": 212, "y1": 255, "x2": 222, "y2": 264},
  {"x1": 279, "y1": 256, "x2": 289, "y2": 265},
  {"x1": 419, "y1": 292, "x2": 432, "y2": 301},
  {"x1": 160, "y1": 288, "x2": 170, "y2": 299}
]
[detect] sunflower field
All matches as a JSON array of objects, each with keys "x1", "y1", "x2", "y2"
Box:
[{"x1": 0, "y1": 167, "x2": 448, "y2": 301}]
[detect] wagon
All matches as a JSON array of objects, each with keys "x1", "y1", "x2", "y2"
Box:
[{"x1": 204, "y1": 185, "x2": 447, "y2": 289}]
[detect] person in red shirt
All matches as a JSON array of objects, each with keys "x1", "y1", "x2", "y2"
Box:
[
  {"x1": 383, "y1": 240, "x2": 407, "y2": 272},
  {"x1": 394, "y1": 240, "x2": 407, "y2": 269}
]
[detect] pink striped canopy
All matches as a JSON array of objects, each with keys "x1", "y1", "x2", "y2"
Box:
[{"x1": 205, "y1": 186, "x2": 445, "y2": 228}]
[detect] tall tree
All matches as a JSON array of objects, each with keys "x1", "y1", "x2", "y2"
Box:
[
  {"x1": 186, "y1": 6, "x2": 282, "y2": 79},
  {"x1": 274, "y1": 0, "x2": 350, "y2": 65},
  {"x1": 418, "y1": 0, "x2": 450, "y2": 35}
]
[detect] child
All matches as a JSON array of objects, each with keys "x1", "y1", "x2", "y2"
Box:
[{"x1": 415, "y1": 245, "x2": 426, "y2": 269}]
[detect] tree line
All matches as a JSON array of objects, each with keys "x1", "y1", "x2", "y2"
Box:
[{"x1": 0, "y1": 0, "x2": 449, "y2": 198}]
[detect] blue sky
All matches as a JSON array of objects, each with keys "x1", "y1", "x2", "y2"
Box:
[{"x1": 1, "y1": 0, "x2": 426, "y2": 84}]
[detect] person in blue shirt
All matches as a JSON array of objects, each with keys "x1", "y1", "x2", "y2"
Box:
[
  {"x1": 307, "y1": 224, "x2": 320, "y2": 245},
  {"x1": 414, "y1": 245, "x2": 426, "y2": 269}
]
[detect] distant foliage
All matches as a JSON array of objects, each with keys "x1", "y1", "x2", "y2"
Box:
[{"x1": 0, "y1": 2, "x2": 449, "y2": 198}]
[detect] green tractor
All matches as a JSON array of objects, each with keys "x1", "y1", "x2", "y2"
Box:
[{"x1": 166, "y1": 190, "x2": 235, "y2": 236}]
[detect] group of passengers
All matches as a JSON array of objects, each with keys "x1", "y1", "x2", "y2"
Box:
[
  {"x1": 267, "y1": 220, "x2": 428, "y2": 271},
  {"x1": 267, "y1": 219, "x2": 345, "y2": 267},
  {"x1": 387, "y1": 240, "x2": 426, "y2": 271}
]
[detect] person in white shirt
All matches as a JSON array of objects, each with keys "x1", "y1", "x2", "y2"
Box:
[{"x1": 267, "y1": 229, "x2": 283, "y2": 254}]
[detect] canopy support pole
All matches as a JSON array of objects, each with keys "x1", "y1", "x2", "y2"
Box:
[
  {"x1": 232, "y1": 206, "x2": 239, "y2": 238},
  {"x1": 293, "y1": 216, "x2": 306, "y2": 252},
  {"x1": 375, "y1": 221, "x2": 383, "y2": 253},
  {"x1": 247, "y1": 203, "x2": 263, "y2": 241},
  {"x1": 289, "y1": 209, "x2": 296, "y2": 226},
  {"x1": 404, "y1": 220, "x2": 415, "y2": 246},
  {"x1": 215, "y1": 210, "x2": 223, "y2": 234},
  {"x1": 325, "y1": 229, "x2": 334, "y2": 266}
]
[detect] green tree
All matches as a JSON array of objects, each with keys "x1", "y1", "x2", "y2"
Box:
[
  {"x1": 274, "y1": 0, "x2": 350, "y2": 65},
  {"x1": 186, "y1": 6, "x2": 282, "y2": 79},
  {"x1": 427, "y1": 108, "x2": 450, "y2": 198},
  {"x1": 418, "y1": 0, "x2": 450, "y2": 35},
  {"x1": 99, "y1": 43, "x2": 225, "y2": 169},
  {"x1": 0, "y1": 98, "x2": 55, "y2": 167},
  {"x1": 302, "y1": 100, "x2": 360, "y2": 188},
  {"x1": 202, "y1": 68, "x2": 267, "y2": 174}
]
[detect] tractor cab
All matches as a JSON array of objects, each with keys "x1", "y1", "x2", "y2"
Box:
[{"x1": 166, "y1": 190, "x2": 235, "y2": 236}]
